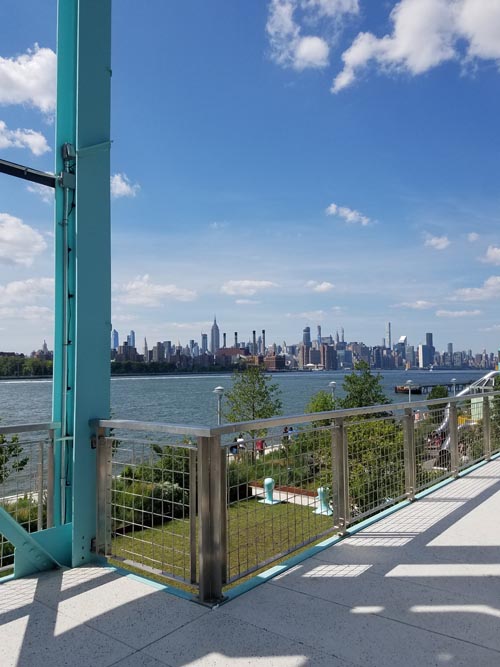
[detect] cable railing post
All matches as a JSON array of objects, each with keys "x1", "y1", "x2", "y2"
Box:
[
  {"x1": 449, "y1": 403, "x2": 459, "y2": 477},
  {"x1": 403, "y1": 407, "x2": 416, "y2": 501},
  {"x1": 189, "y1": 449, "x2": 197, "y2": 585},
  {"x1": 37, "y1": 440, "x2": 44, "y2": 531},
  {"x1": 46, "y1": 429, "x2": 55, "y2": 528},
  {"x1": 197, "y1": 434, "x2": 223, "y2": 604},
  {"x1": 95, "y1": 425, "x2": 112, "y2": 556},
  {"x1": 218, "y1": 437, "x2": 228, "y2": 586},
  {"x1": 483, "y1": 396, "x2": 491, "y2": 461},
  {"x1": 332, "y1": 417, "x2": 349, "y2": 534}
]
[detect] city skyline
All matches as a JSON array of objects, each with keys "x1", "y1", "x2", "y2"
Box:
[{"x1": 1, "y1": 2, "x2": 500, "y2": 354}]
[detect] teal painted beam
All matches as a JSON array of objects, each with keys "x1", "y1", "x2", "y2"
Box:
[
  {"x1": 0, "y1": 507, "x2": 59, "y2": 578},
  {"x1": 71, "y1": 0, "x2": 112, "y2": 567}
]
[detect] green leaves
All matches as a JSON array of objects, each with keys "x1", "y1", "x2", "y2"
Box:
[
  {"x1": 224, "y1": 366, "x2": 282, "y2": 429},
  {"x1": 339, "y1": 361, "x2": 389, "y2": 409}
]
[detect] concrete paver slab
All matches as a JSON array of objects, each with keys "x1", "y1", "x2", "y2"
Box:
[
  {"x1": 30, "y1": 567, "x2": 207, "y2": 649},
  {"x1": 0, "y1": 594, "x2": 133, "y2": 667},
  {"x1": 143, "y1": 611, "x2": 352, "y2": 667},
  {"x1": 223, "y1": 580, "x2": 500, "y2": 667}
]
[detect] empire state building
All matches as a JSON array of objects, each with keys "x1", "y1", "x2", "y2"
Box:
[{"x1": 210, "y1": 316, "x2": 220, "y2": 354}]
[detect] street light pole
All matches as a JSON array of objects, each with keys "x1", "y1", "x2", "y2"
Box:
[
  {"x1": 405, "y1": 379, "x2": 413, "y2": 403},
  {"x1": 213, "y1": 386, "x2": 224, "y2": 425},
  {"x1": 328, "y1": 381, "x2": 337, "y2": 403}
]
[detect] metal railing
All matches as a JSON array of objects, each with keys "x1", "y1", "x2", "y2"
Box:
[
  {"x1": 93, "y1": 390, "x2": 500, "y2": 603},
  {"x1": 0, "y1": 422, "x2": 57, "y2": 576}
]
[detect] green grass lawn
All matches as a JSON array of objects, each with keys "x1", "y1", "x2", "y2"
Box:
[{"x1": 111, "y1": 497, "x2": 334, "y2": 593}]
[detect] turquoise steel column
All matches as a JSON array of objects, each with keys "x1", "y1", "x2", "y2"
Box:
[
  {"x1": 71, "y1": 0, "x2": 112, "y2": 567},
  {"x1": 52, "y1": 0, "x2": 112, "y2": 566},
  {"x1": 52, "y1": 0, "x2": 77, "y2": 529}
]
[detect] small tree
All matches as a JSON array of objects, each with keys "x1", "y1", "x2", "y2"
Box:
[
  {"x1": 339, "y1": 361, "x2": 389, "y2": 409},
  {"x1": 224, "y1": 366, "x2": 282, "y2": 434},
  {"x1": 0, "y1": 433, "x2": 28, "y2": 484},
  {"x1": 426, "y1": 384, "x2": 449, "y2": 417}
]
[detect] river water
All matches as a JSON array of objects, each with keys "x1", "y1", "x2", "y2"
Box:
[{"x1": 0, "y1": 369, "x2": 486, "y2": 427}]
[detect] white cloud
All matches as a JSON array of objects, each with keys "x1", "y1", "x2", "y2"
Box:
[
  {"x1": 306, "y1": 280, "x2": 335, "y2": 292},
  {"x1": 221, "y1": 280, "x2": 278, "y2": 296},
  {"x1": 393, "y1": 300, "x2": 434, "y2": 309},
  {"x1": 111, "y1": 173, "x2": 140, "y2": 199},
  {"x1": 27, "y1": 183, "x2": 54, "y2": 204},
  {"x1": 0, "y1": 277, "x2": 54, "y2": 306},
  {"x1": 332, "y1": 0, "x2": 500, "y2": 93},
  {"x1": 0, "y1": 305, "x2": 52, "y2": 322},
  {"x1": 424, "y1": 234, "x2": 450, "y2": 250},
  {"x1": 0, "y1": 213, "x2": 47, "y2": 266},
  {"x1": 0, "y1": 120, "x2": 50, "y2": 156},
  {"x1": 454, "y1": 276, "x2": 500, "y2": 301},
  {"x1": 266, "y1": 0, "x2": 358, "y2": 71},
  {"x1": 0, "y1": 44, "x2": 56, "y2": 113},
  {"x1": 294, "y1": 36, "x2": 330, "y2": 70},
  {"x1": 209, "y1": 221, "x2": 228, "y2": 230},
  {"x1": 286, "y1": 309, "x2": 326, "y2": 319},
  {"x1": 482, "y1": 245, "x2": 500, "y2": 266},
  {"x1": 235, "y1": 299, "x2": 261, "y2": 305},
  {"x1": 436, "y1": 309, "x2": 481, "y2": 318},
  {"x1": 117, "y1": 274, "x2": 197, "y2": 306},
  {"x1": 467, "y1": 232, "x2": 479, "y2": 242},
  {"x1": 325, "y1": 202, "x2": 371, "y2": 226},
  {"x1": 480, "y1": 324, "x2": 500, "y2": 332}
]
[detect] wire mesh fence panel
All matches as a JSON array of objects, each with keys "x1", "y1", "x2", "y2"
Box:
[
  {"x1": 0, "y1": 427, "x2": 52, "y2": 577},
  {"x1": 491, "y1": 393, "x2": 500, "y2": 455},
  {"x1": 346, "y1": 414, "x2": 405, "y2": 522},
  {"x1": 415, "y1": 403, "x2": 451, "y2": 491},
  {"x1": 224, "y1": 422, "x2": 335, "y2": 583},
  {"x1": 455, "y1": 397, "x2": 487, "y2": 469},
  {"x1": 106, "y1": 428, "x2": 195, "y2": 587}
]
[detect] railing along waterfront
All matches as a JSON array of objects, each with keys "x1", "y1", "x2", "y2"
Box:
[
  {"x1": 94, "y1": 390, "x2": 500, "y2": 603},
  {"x1": 0, "y1": 422, "x2": 57, "y2": 576}
]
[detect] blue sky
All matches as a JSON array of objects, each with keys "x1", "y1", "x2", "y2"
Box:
[{"x1": 1, "y1": 0, "x2": 500, "y2": 355}]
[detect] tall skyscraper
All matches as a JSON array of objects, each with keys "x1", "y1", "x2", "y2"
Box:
[
  {"x1": 210, "y1": 316, "x2": 220, "y2": 354},
  {"x1": 317, "y1": 325, "x2": 322, "y2": 347},
  {"x1": 201, "y1": 333, "x2": 208, "y2": 354},
  {"x1": 386, "y1": 322, "x2": 392, "y2": 350},
  {"x1": 127, "y1": 330, "x2": 136, "y2": 348},
  {"x1": 303, "y1": 326, "x2": 311, "y2": 347},
  {"x1": 143, "y1": 337, "x2": 148, "y2": 362},
  {"x1": 111, "y1": 329, "x2": 119, "y2": 350}
]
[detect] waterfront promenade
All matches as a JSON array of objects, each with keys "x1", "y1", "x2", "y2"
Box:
[{"x1": 2, "y1": 457, "x2": 500, "y2": 666}]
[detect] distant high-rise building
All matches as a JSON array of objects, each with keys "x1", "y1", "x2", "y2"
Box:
[
  {"x1": 210, "y1": 316, "x2": 220, "y2": 354},
  {"x1": 303, "y1": 326, "x2": 311, "y2": 347},
  {"x1": 426, "y1": 332, "x2": 433, "y2": 349},
  {"x1": 152, "y1": 341, "x2": 164, "y2": 362},
  {"x1": 201, "y1": 333, "x2": 208, "y2": 354},
  {"x1": 341, "y1": 327, "x2": 345, "y2": 343},
  {"x1": 386, "y1": 322, "x2": 392, "y2": 350},
  {"x1": 127, "y1": 330, "x2": 136, "y2": 348},
  {"x1": 143, "y1": 337, "x2": 149, "y2": 363},
  {"x1": 317, "y1": 325, "x2": 322, "y2": 347},
  {"x1": 111, "y1": 329, "x2": 119, "y2": 350}
]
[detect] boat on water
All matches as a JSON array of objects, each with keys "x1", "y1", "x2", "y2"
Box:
[{"x1": 394, "y1": 384, "x2": 422, "y2": 394}]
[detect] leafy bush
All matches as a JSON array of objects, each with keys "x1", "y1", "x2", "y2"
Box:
[{"x1": 113, "y1": 479, "x2": 188, "y2": 530}]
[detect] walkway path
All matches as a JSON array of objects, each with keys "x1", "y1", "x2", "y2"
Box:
[{"x1": 2, "y1": 459, "x2": 500, "y2": 666}]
